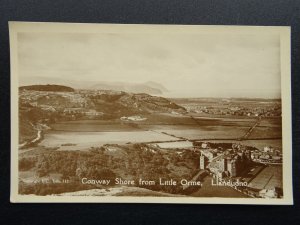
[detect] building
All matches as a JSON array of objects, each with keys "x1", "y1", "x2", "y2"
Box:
[
  {"x1": 200, "y1": 149, "x2": 217, "y2": 161},
  {"x1": 200, "y1": 155, "x2": 206, "y2": 170},
  {"x1": 220, "y1": 158, "x2": 227, "y2": 172},
  {"x1": 201, "y1": 142, "x2": 209, "y2": 149},
  {"x1": 227, "y1": 159, "x2": 237, "y2": 177}
]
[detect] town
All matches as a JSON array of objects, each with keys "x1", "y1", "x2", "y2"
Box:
[
  {"x1": 173, "y1": 98, "x2": 281, "y2": 117},
  {"x1": 147, "y1": 140, "x2": 282, "y2": 198}
]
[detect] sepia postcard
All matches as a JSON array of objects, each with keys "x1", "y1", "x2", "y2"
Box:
[{"x1": 10, "y1": 22, "x2": 293, "y2": 204}]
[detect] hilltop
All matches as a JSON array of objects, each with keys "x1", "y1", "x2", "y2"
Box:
[
  {"x1": 20, "y1": 76, "x2": 168, "y2": 95},
  {"x1": 19, "y1": 84, "x2": 74, "y2": 92},
  {"x1": 87, "y1": 90, "x2": 185, "y2": 116}
]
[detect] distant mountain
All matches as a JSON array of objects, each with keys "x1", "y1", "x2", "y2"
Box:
[
  {"x1": 90, "y1": 81, "x2": 167, "y2": 95},
  {"x1": 20, "y1": 76, "x2": 168, "y2": 95},
  {"x1": 144, "y1": 81, "x2": 168, "y2": 92},
  {"x1": 19, "y1": 84, "x2": 74, "y2": 92}
]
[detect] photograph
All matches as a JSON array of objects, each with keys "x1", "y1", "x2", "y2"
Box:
[{"x1": 9, "y1": 22, "x2": 292, "y2": 204}]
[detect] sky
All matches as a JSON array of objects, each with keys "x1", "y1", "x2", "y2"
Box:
[{"x1": 17, "y1": 29, "x2": 281, "y2": 98}]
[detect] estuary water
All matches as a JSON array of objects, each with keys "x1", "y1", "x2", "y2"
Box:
[{"x1": 40, "y1": 130, "x2": 180, "y2": 150}]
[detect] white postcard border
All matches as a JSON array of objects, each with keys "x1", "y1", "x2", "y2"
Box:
[{"x1": 9, "y1": 22, "x2": 293, "y2": 204}]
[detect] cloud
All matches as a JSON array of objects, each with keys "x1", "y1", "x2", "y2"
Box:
[{"x1": 17, "y1": 30, "x2": 281, "y2": 98}]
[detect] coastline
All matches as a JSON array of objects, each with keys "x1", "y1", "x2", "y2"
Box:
[{"x1": 19, "y1": 123, "x2": 49, "y2": 149}]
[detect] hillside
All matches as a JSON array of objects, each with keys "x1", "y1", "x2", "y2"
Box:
[
  {"x1": 19, "y1": 84, "x2": 74, "y2": 92},
  {"x1": 89, "y1": 91, "x2": 186, "y2": 116},
  {"x1": 19, "y1": 143, "x2": 199, "y2": 196},
  {"x1": 18, "y1": 88, "x2": 186, "y2": 144},
  {"x1": 20, "y1": 88, "x2": 186, "y2": 116}
]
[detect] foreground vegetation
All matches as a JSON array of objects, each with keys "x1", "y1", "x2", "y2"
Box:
[{"x1": 19, "y1": 144, "x2": 200, "y2": 195}]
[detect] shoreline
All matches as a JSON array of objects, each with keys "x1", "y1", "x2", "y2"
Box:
[{"x1": 19, "y1": 123, "x2": 49, "y2": 149}]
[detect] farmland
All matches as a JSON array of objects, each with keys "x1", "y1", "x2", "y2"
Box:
[{"x1": 248, "y1": 166, "x2": 282, "y2": 190}]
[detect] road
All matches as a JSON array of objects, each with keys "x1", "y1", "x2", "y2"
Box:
[{"x1": 239, "y1": 117, "x2": 262, "y2": 141}]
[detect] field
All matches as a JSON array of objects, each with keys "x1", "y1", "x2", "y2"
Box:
[
  {"x1": 248, "y1": 166, "x2": 282, "y2": 190},
  {"x1": 155, "y1": 126, "x2": 249, "y2": 140},
  {"x1": 247, "y1": 126, "x2": 282, "y2": 139}
]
